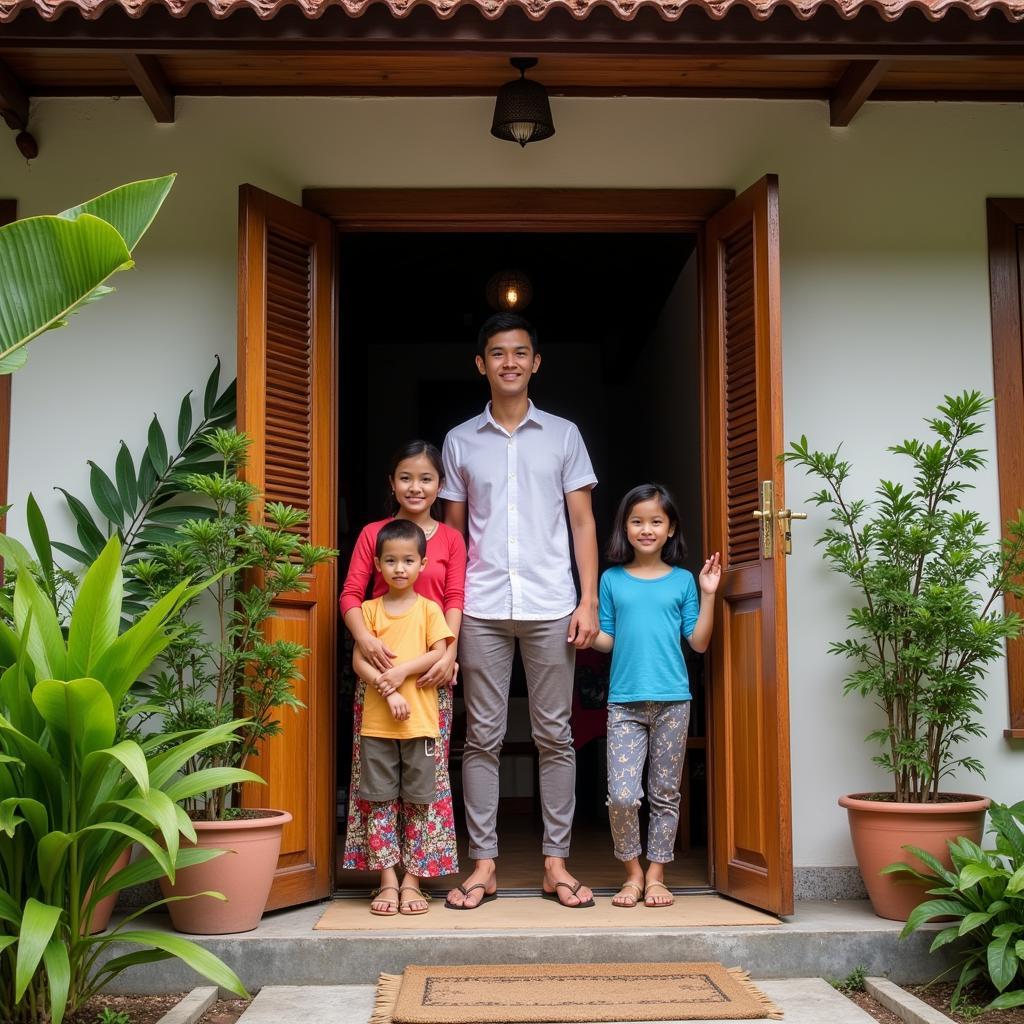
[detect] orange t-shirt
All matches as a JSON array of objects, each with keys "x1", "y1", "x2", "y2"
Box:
[{"x1": 359, "y1": 595, "x2": 453, "y2": 740}]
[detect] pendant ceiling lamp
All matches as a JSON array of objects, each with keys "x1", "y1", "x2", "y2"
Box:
[
  {"x1": 491, "y1": 58, "x2": 555, "y2": 148},
  {"x1": 486, "y1": 269, "x2": 533, "y2": 312}
]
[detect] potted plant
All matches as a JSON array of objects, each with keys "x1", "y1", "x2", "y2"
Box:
[
  {"x1": 783, "y1": 391, "x2": 1024, "y2": 920},
  {"x1": 131, "y1": 428, "x2": 336, "y2": 934},
  {"x1": 0, "y1": 536, "x2": 251, "y2": 1023}
]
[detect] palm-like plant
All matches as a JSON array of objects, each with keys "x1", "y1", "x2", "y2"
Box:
[{"x1": 0, "y1": 537, "x2": 252, "y2": 1022}]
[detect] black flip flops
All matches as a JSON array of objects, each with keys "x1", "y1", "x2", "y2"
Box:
[{"x1": 444, "y1": 882, "x2": 498, "y2": 910}]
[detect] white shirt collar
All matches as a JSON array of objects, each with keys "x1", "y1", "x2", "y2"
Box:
[{"x1": 477, "y1": 400, "x2": 542, "y2": 435}]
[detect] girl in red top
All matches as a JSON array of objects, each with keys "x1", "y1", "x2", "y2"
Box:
[{"x1": 340, "y1": 441, "x2": 466, "y2": 914}]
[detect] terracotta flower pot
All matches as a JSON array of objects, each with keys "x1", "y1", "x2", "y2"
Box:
[
  {"x1": 839, "y1": 793, "x2": 990, "y2": 921},
  {"x1": 159, "y1": 809, "x2": 291, "y2": 935},
  {"x1": 86, "y1": 847, "x2": 132, "y2": 934}
]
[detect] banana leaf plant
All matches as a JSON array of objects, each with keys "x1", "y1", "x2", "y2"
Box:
[
  {"x1": 0, "y1": 536, "x2": 254, "y2": 1023},
  {"x1": 0, "y1": 176, "x2": 175, "y2": 375}
]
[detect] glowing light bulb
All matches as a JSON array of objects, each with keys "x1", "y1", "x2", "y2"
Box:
[{"x1": 505, "y1": 287, "x2": 519, "y2": 307}]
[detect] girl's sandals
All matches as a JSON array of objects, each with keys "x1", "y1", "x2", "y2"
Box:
[
  {"x1": 399, "y1": 886, "x2": 432, "y2": 916},
  {"x1": 644, "y1": 880, "x2": 675, "y2": 908},
  {"x1": 611, "y1": 881, "x2": 644, "y2": 908},
  {"x1": 369, "y1": 885, "x2": 400, "y2": 916}
]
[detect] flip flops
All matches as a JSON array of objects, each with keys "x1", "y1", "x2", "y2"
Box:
[
  {"x1": 369, "y1": 885, "x2": 400, "y2": 916},
  {"x1": 398, "y1": 886, "x2": 432, "y2": 915},
  {"x1": 541, "y1": 880, "x2": 596, "y2": 909},
  {"x1": 611, "y1": 881, "x2": 644, "y2": 908},
  {"x1": 444, "y1": 882, "x2": 498, "y2": 910}
]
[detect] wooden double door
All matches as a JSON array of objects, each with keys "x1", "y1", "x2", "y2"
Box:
[{"x1": 237, "y1": 181, "x2": 794, "y2": 916}]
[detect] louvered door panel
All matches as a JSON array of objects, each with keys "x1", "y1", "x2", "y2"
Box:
[
  {"x1": 703, "y1": 176, "x2": 793, "y2": 915},
  {"x1": 238, "y1": 185, "x2": 337, "y2": 908}
]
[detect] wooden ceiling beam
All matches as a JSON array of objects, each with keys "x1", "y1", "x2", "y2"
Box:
[
  {"x1": 829, "y1": 59, "x2": 891, "y2": 126},
  {"x1": 121, "y1": 53, "x2": 175, "y2": 121},
  {"x1": 0, "y1": 58, "x2": 30, "y2": 130}
]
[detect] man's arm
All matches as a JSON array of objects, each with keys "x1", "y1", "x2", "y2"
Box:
[
  {"x1": 444, "y1": 499, "x2": 467, "y2": 537},
  {"x1": 565, "y1": 487, "x2": 599, "y2": 649}
]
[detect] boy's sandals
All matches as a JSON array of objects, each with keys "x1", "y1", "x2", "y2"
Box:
[
  {"x1": 369, "y1": 886, "x2": 400, "y2": 916},
  {"x1": 644, "y1": 880, "x2": 675, "y2": 908},
  {"x1": 611, "y1": 881, "x2": 644, "y2": 908},
  {"x1": 399, "y1": 886, "x2": 432, "y2": 916}
]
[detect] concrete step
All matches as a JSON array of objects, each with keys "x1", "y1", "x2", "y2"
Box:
[
  {"x1": 235, "y1": 979, "x2": 878, "y2": 1024},
  {"x1": 102, "y1": 899, "x2": 953, "y2": 993}
]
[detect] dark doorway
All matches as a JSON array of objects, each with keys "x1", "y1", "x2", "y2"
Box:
[{"x1": 334, "y1": 230, "x2": 709, "y2": 893}]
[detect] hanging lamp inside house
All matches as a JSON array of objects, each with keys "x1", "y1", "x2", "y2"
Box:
[
  {"x1": 491, "y1": 58, "x2": 555, "y2": 147},
  {"x1": 486, "y1": 269, "x2": 533, "y2": 312}
]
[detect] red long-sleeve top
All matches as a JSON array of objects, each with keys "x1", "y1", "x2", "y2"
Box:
[{"x1": 339, "y1": 518, "x2": 467, "y2": 618}]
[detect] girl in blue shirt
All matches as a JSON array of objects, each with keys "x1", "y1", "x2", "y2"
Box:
[{"x1": 593, "y1": 483, "x2": 721, "y2": 908}]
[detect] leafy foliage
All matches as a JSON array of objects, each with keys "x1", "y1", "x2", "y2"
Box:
[
  {"x1": 783, "y1": 392, "x2": 1024, "y2": 802},
  {"x1": 828, "y1": 965, "x2": 867, "y2": 994},
  {"x1": 0, "y1": 177, "x2": 174, "y2": 375},
  {"x1": 0, "y1": 536, "x2": 250, "y2": 1024},
  {"x1": 131, "y1": 428, "x2": 337, "y2": 821},
  {"x1": 892, "y1": 801, "x2": 1024, "y2": 1011},
  {"x1": 55, "y1": 359, "x2": 236, "y2": 619}
]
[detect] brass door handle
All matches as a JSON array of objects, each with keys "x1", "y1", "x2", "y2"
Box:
[
  {"x1": 776, "y1": 508, "x2": 808, "y2": 554},
  {"x1": 776, "y1": 509, "x2": 807, "y2": 522}
]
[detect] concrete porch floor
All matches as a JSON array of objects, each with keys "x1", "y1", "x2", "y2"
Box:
[
  {"x1": 235, "y1": 978, "x2": 876, "y2": 1024},
  {"x1": 102, "y1": 899, "x2": 953, "y2": 993}
]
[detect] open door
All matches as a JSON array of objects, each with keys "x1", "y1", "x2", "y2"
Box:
[
  {"x1": 703, "y1": 176, "x2": 794, "y2": 915},
  {"x1": 238, "y1": 185, "x2": 337, "y2": 909}
]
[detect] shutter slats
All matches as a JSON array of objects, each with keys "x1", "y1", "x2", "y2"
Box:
[
  {"x1": 723, "y1": 221, "x2": 760, "y2": 566},
  {"x1": 264, "y1": 225, "x2": 313, "y2": 540}
]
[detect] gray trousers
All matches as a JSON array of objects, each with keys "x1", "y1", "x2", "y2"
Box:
[
  {"x1": 607, "y1": 701, "x2": 691, "y2": 863},
  {"x1": 460, "y1": 615, "x2": 576, "y2": 860}
]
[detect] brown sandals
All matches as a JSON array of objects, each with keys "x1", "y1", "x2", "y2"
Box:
[
  {"x1": 541, "y1": 880, "x2": 596, "y2": 908},
  {"x1": 444, "y1": 882, "x2": 498, "y2": 910}
]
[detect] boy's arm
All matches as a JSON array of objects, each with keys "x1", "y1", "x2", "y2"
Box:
[
  {"x1": 386, "y1": 690, "x2": 410, "y2": 721},
  {"x1": 565, "y1": 487, "x2": 599, "y2": 648},
  {"x1": 591, "y1": 631, "x2": 614, "y2": 654},
  {"x1": 377, "y1": 643, "x2": 447, "y2": 692}
]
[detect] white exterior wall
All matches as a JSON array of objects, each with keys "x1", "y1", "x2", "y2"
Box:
[{"x1": 2, "y1": 95, "x2": 1023, "y2": 869}]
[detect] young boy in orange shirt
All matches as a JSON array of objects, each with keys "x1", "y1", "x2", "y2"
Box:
[{"x1": 352, "y1": 518, "x2": 454, "y2": 917}]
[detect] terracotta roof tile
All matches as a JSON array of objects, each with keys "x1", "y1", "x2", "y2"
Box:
[{"x1": 2, "y1": 0, "x2": 1021, "y2": 22}]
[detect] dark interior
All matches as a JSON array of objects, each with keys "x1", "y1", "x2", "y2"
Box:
[{"x1": 335, "y1": 230, "x2": 710, "y2": 892}]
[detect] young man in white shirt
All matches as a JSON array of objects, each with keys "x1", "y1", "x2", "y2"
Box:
[{"x1": 441, "y1": 313, "x2": 600, "y2": 909}]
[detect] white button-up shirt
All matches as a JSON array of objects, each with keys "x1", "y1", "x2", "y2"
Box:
[{"x1": 440, "y1": 401, "x2": 597, "y2": 621}]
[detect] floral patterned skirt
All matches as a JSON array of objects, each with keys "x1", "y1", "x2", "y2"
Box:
[{"x1": 341, "y1": 681, "x2": 459, "y2": 877}]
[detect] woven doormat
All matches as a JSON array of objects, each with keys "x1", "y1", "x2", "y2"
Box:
[{"x1": 371, "y1": 962, "x2": 784, "y2": 1023}]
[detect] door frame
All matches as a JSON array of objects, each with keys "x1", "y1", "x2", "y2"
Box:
[{"x1": 303, "y1": 185, "x2": 772, "y2": 897}]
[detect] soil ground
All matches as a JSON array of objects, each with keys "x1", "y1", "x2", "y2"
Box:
[
  {"x1": 68, "y1": 994, "x2": 252, "y2": 1024},
  {"x1": 846, "y1": 982, "x2": 1024, "y2": 1023}
]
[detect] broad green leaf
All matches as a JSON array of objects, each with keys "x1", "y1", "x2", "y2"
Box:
[
  {"x1": 95, "y1": 948, "x2": 173, "y2": 980},
  {"x1": 52, "y1": 541, "x2": 92, "y2": 566},
  {"x1": 987, "y1": 991, "x2": 1024, "y2": 1011},
  {"x1": 102, "y1": 929, "x2": 247, "y2": 997},
  {"x1": 959, "y1": 910, "x2": 994, "y2": 936},
  {"x1": 0, "y1": 213, "x2": 132, "y2": 364},
  {"x1": 15, "y1": 898, "x2": 61, "y2": 1000},
  {"x1": 137, "y1": 450, "x2": 157, "y2": 501},
  {"x1": 203, "y1": 357, "x2": 221, "y2": 417},
  {"x1": 988, "y1": 934, "x2": 1019, "y2": 991},
  {"x1": 42, "y1": 937, "x2": 70, "y2": 1024},
  {"x1": 67, "y1": 535, "x2": 122, "y2": 677},
  {"x1": 32, "y1": 677, "x2": 115, "y2": 756},
  {"x1": 58, "y1": 175, "x2": 175, "y2": 253},
  {"x1": 25, "y1": 493, "x2": 54, "y2": 597},
  {"x1": 57, "y1": 488, "x2": 106, "y2": 559},
  {"x1": 115, "y1": 441, "x2": 138, "y2": 514},
  {"x1": 163, "y1": 767, "x2": 262, "y2": 803},
  {"x1": 931, "y1": 926, "x2": 961, "y2": 952},
  {"x1": 0, "y1": 349, "x2": 29, "y2": 374},
  {"x1": 210, "y1": 377, "x2": 236, "y2": 419},
  {"x1": 1007, "y1": 864, "x2": 1024, "y2": 894},
  {"x1": 0, "y1": 890, "x2": 21, "y2": 926},
  {"x1": 14, "y1": 572, "x2": 66, "y2": 681},
  {"x1": 177, "y1": 391, "x2": 193, "y2": 448},
  {"x1": 960, "y1": 863, "x2": 1002, "y2": 889},
  {"x1": 901, "y1": 845, "x2": 959, "y2": 887},
  {"x1": 147, "y1": 718, "x2": 247, "y2": 789},
  {"x1": 94, "y1": 846, "x2": 225, "y2": 901},
  {"x1": 91, "y1": 740, "x2": 149, "y2": 797},
  {"x1": 148, "y1": 415, "x2": 168, "y2": 475},
  {"x1": 901, "y1": 898, "x2": 969, "y2": 938},
  {"x1": 0, "y1": 534, "x2": 34, "y2": 576},
  {"x1": 88, "y1": 460, "x2": 124, "y2": 526},
  {"x1": 79, "y1": 821, "x2": 171, "y2": 878},
  {"x1": 37, "y1": 830, "x2": 72, "y2": 896},
  {"x1": 111, "y1": 790, "x2": 180, "y2": 878}
]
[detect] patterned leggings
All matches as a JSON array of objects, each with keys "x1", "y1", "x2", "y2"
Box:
[{"x1": 606, "y1": 701, "x2": 691, "y2": 863}]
